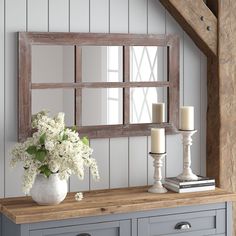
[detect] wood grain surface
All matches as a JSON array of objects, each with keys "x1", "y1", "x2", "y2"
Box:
[
  {"x1": 217, "y1": 0, "x2": 236, "y2": 235},
  {"x1": 0, "y1": 186, "x2": 236, "y2": 224},
  {"x1": 160, "y1": 0, "x2": 217, "y2": 57}
]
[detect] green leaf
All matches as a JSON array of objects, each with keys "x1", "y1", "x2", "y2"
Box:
[
  {"x1": 39, "y1": 165, "x2": 52, "y2": 178},
  {"x1": 26, "y1": 145, "x2": 37, "y2": 155},
  {"x1": 35, "y1": 149, "x2": 47, "y2": 162},
  {"x1": 71, "y1": 125, "x2": 77, "y2": 132},
  {"x1": 62, "y1": 133, "x2": 68, "y2": 141},
  {"x1": 81, "y1": 136, "x2": 89, "y2": 146},
  {"x1": 39, "y1": 133, "x2": 46, "y2": 145}
]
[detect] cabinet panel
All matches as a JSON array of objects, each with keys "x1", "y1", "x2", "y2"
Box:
[
  {"x1": 30, "y1": 220, "x2": 130, "y2": 236},
  {"x1": 138, "y1": 209, "x2": 225, "y2": 236}
]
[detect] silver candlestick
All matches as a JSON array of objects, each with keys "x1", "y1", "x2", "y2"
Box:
[
  {"x1": 177, "y1": 130, "x2": 198, "y2": 181},
  {"x1": 148, "y1": 152, "x2": 167, "y2": 193}
]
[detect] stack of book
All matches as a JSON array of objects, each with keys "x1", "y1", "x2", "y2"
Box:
[{"x1": 164, "y1": 176, "x2": 215, "y2": 193}]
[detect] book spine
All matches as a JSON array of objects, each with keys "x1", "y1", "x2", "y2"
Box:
[
  {"x1": 179, "y1": 186, "x2": 215, "y2": 193},
  {"x1": 165, "y1": 182, "x2": 215, "y2": 189},
  {"x1": 165, "y1": 184, "x2": 215, "y2": 193},
  {"x1": 165, "y1": 179, "x2": 215, "y2": 186}
]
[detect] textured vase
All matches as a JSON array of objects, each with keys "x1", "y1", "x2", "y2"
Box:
[{"x1": 30, "y1": 173, "x2": 68, "y2": 205}]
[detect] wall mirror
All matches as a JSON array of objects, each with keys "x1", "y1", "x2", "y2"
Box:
[{"x1": 19, "y1": 32, "x2": 179, "y2": 141}]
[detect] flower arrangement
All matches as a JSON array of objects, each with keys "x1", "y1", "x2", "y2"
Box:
[{"x1": 11, "y1": 111, "x2": 99, "y2": 198}]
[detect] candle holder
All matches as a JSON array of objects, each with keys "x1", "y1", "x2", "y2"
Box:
[
  {"x1": 177, "y1": 130, "x2": 198, "y2": 181},
  {"x1": 148, "y1": 152, "x2": 167, "y2": 193}
]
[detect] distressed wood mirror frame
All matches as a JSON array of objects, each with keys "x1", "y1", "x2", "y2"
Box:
[{"x1": 18, "y1": 32, "x2": 179, "y2": 141}]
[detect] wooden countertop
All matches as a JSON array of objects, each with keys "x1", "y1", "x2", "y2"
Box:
[{"x1": 1, "y1": 186, "x2": 236, "y2": 224}]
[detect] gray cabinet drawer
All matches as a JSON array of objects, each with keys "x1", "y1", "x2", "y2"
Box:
[
  {"x1": 30, "y1": 220, "x2": 130, "y2": 236},
  {"x1": 138, "y1": 209, "x2": 225, "y2": 236}
]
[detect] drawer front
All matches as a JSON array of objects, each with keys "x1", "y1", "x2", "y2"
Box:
[
  {"x1": 138, "y1": 209, "x2": 225, "y2": 236},
  {"x1": 30, "y1": 220, "x2": 130, "y2": 236}
]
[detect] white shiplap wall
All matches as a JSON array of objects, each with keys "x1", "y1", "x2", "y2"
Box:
[{"x1": 0, "y1": 0, "x2": 207, "y2": 197}]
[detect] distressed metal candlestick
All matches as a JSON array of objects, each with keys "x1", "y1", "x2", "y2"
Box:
[
  {"x1": 148, "y1": 152, "x2": 167, "y2": 193},
  {"x1": 177, "y1": 130, "x2": 198, "y2": 181}
]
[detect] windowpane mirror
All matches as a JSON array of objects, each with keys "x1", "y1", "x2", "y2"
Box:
[
  {"x1": 130, "y1": 46, "x2": 167, "y2": 82},
  {"x1": 32, "y1": 89, "x2": 75, "y2": 126},
  {"x1": 32, "y1": 45, "x2": 74, "y2": 83},
  {"x1": 82, "y1": 88, "x2": 123, "y2": 126},
  {"x1": 19, "y1": 32, "x2": 179, "y2": 141},
  {"x1": 130, "y1": 87, "x2": 167, "y2": 124},
  {"x1": 82, "y1": 46, "x2": 123, "y2": 82}
]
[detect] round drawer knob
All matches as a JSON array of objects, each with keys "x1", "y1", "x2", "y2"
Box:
[{"x1": 175, "y1": 222, "x2": 191, "y2": 230}]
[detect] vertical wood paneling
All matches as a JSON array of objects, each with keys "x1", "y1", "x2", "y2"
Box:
[
  {"x1": 183, "y1": 33, "x2": 201, "y2": 175},
  {"x1": 165, "y1": 12, "x2": 184, "y2": 178},
  {"x1": 5, "y1": 0, "x2": 26, "y2": 197},
  {"x1": 90, "y1": 0, "x2": 109, "y2": 33},
  {"x1": 128, "y1": 0, "x2": 148, "y2": 186},
  {"x1": 0, "y1": 0, "x2": 4, "y2": 197},
  {"x1": 200, "y1": 52, "x2": 207, "y2": 176},
  {"x1": 109, "y1": 0, "x2": 129, "y2": 188},
  {"x1": 88, "y1": 0, "x2": 111, "y2": 190},
  {"x1": 110, "y1": 138, "x2": 129, "y2": 188},
  {"x1": 70, "y1": 0, "x2": 89, "y2": 32},
  {"x1": 129, "y1": 137, "x2": 147, "y2": 186},
  {"x1": 110, "y1": 0, "x2": 128, "y2": 33},
  {"x1": 147, "y1": 0, "x2": 166, "y2": 183},
  {"x1": 69, "y1": 0, "x2": 90, "y2": 192},
  {"x1": 129, "y1": 0, "x2": 147, "y2": 33},
  {"x1": 1, "y1": 0, "x2": 207, "y2": 196},
  {"x1": 90, "y1": 139, "x2": 109, "y2": 190},
  {"x1": 27, "y1": 0, "x2": 48, "y2": 31},
  {"x1": 49, "y1": 0, "x2": 69, "y2": 32}
]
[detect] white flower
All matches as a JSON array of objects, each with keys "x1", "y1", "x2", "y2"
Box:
[
  {"x1": 10, "y1": 111, "x2": 99, "y2": 195},
  {"x1": 75, "y1": 192, "x2": 83, "y2": 201},
  {"x1": 45, "y1": 140, "x2": 55, "y2": 151}
]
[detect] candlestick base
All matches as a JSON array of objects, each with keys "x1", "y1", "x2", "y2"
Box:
[
  {"x1": 177, "y1": 130, "x2": 198, "y2": 181},
  {"x1": 177, "y1": 171, "x2": 198, "y2": 181},
  {"x1": 148, "y1": 152, "x2": 167, "y2": 194}
]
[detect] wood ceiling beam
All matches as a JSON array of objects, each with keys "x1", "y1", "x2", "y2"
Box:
[{"x1": 160, "y1": 0, "x2": 217, "y2": 57}]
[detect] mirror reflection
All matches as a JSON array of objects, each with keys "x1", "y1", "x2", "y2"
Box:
[
  {"x1": 82, "y1": 46, "x2": 123, "y2": 82},
  {"x1": 82, "y1": 88, "x2": 123, "y2": 126},
  {"x1": 130, "y1": 87, "x2": 166, "y2": 124},
  {"x1": 130, "y1": 46, "x2": 167, "y2": 82},
  {"x1": 32, "y1": 45, "x2": 74, "y2": 83},
  {"x1": 32, "y1": 89, "x2": 75, "y2": 126}
]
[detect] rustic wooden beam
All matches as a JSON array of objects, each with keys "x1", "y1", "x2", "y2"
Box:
[
  {"x1": 160, "y1": 0, "x2": 217, "y2": 57},
  {"x1": 215, "y1": 0, "x2": 236, "y2": 235}
]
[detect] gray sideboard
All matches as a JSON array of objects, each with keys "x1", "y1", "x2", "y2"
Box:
[{"x1": 0, "y1": 187, "x2": 235, "y2": 236}]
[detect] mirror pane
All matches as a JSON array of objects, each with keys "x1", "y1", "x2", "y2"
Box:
[
  {"x1": 32, "y1": 45, "x2": 74, "y2": 83},
  {"x1": 32, "y1": 89, "x2": 75, "y2": 126},
  {"x1": 130, "y1": 46, "x2": 167, "y2": 82},
  {"x1": 82, "y1": 46, "x2": 123, "y2": 82},
  {"x1": 82, "y1": 88, "x2": 123, "y2": 126},
  {"x1": 130, "y1": 87, "x2": 167, "y2": 124}
]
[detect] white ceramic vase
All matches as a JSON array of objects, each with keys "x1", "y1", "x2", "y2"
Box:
[{"x1": 30, "y1": 173, "x2": 68, "y2": 205}]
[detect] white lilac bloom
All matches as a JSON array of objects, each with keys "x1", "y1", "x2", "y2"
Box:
[
  {"x1": 11, "y1": 111, "x2": 99, "y2": 200},
  {"x1": 75, "y1": 192, "x2": 83, "y2": 201}
]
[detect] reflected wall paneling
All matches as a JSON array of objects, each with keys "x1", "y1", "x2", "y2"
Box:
[
  {"x1": 0, "y1": 0, "x2": 4, "y2": 197},
  {"x1": 2, "y1": 0, "x2": 207, "y2": 197}
]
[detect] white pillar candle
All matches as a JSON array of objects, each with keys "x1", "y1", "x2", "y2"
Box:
[
  {"x1": 180, "y1": 106, "x2": 194, "y2": 130},
  {"x1": 152, "y1": 103, "x2": 165, "y2": 123},
  {"x1": 151, "y1": 128, "x2": 165, "y2": 153}
]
